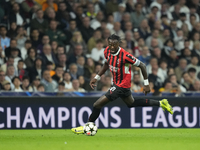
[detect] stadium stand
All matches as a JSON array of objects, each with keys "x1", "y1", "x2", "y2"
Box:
[{"x1": 0, "y1": 0, "x2": 200, "y2": 96}]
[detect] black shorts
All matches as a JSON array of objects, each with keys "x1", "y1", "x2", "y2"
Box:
[{"x1": 105, "y1": 84, "x2": 131, "y2": 101}]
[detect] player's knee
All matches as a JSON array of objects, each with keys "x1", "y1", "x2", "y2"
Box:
[{"x1": 93, "y1": 102, "x2": 102, "y2": 109}]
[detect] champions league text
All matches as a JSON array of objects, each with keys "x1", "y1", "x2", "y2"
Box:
[{"x1": 0, "y1": 106, "x2": 199, "y2": 129}]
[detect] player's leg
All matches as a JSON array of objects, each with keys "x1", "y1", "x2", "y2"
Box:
[
  {"x1": 88, "y1": 84, "x2": 120, "y2": 122},
  {"x1": 122, "y1": 95, "x2": 159, "y2": 107},
  {"x1": 88, "y1": 95, "x2": 110, "y2": 122},
  {"x1": 71, "y1": 95, "x2": 110, "y2": 134},
  {"x1": 122, "y1": 95, "x2": 173, "y2": 114}
]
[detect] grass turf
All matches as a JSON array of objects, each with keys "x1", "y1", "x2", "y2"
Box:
[{"x1": 0, "y1": 129, "x2": 200, "y2": 150}]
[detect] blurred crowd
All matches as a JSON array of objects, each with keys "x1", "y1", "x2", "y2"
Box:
[{"x1": 0, "y1": 0, "x2": 200, "y2": 95}]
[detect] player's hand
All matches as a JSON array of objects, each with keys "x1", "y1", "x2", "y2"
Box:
[
  {"x1": 143, "y1": 85, "x2": 150, "y2": 95},
  {"x1": 90, "y1": 78, "x2": 97, "y2": 89}
]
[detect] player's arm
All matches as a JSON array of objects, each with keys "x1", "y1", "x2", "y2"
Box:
[
  {"x1": 138, "y1": 61, "x2": 150, "y2": 95},
  {"x1": 138, "y1": 61, "x2": 148, "y2": 80},
  {"x1": 125, "y1": 53, "x2": 150, "y2": 95},
  {"x1": 89, "y1": 61, "x2": 109, "y2": 89}
]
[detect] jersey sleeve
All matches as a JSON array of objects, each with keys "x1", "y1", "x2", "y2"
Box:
[
  {"x1": 104, "y1": 49, "x2": 107, "y2": 59},
  {"x1": 125, "y1": 53, "x2": 140, "y2": 66}
]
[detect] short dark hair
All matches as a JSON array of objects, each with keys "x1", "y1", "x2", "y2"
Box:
[
  {"x1": 42, "y1": 34, "x2": 49, "y2": 38},
  {"x1": 18, "y1": 59, "x2": 24, "y2": 63},
  {"x1": 169, "y1": 74, "x2": 176, "y2": 79},
  {"x1": 46, "y1": 61, "x2": 53, "y2": 66},
  {"x1": 182, "y1": 71, "x2": 188, "y2": 77},
  {"x1": 58, "y1": 82, "x2": 65, "y2": 86},
  {"x1": 10, "y1": 38, "x2": 17, "y2": 42},
  {"x1": 37, "y1": 83, "x2": 45, "y2": 89},
  {"x1": 0, "y1": 70, "x2": 5, "y2": 74},
  {"x1": 76, "y1": 6, "x2": 83, "y2": 10},
  {"x1": 191, "y1": 55, "x2": 199, "y2": 58},
  {"x1": 184, "y1": 39, "x2": 190, "y2": 43},
  {"x1": 8, "y1": 56, "x2": 14, "y2": 60},
  {"x1": 161, "y1": 14, "x2": 168, "y2": 19},
  {"x1": 42, "y1": 69, "x2": 49, "y2": 76},
  {"x1": 164, "y1": 81, "x2": 171, "y2": 86},
  {"x1": 34, "y1": 57, "x2": 43, "y2": 66},
  {"x1": 25, "y1": 40, "x2": 32, "y2": 44},
  {"x1": 55, "y1": 65, "x2": 63, "y2": 70},
  {"x1": 17, "y1": 25, "x2": 24, "y2": 31},
  {"x1": 31, "y1": 28, "x2": 39, "y2": 33},
  {"x1": 12, "y1": 76, "x2": 20, "y2": 83},
  {"x1": 27, "y1": 47, "x2": 36, "y2": 55},
  {"x1": 69, "y1": 19, "x2": 76, "y2": 22},
  {"x1": 64, "y1": 71, "x2": 70, "y2": 75},
  {"x1": 57, "y1": 45, "x2": 66, "y2": 53},
  {"x1": 50, "y1": 19, "x2": 57, "y2": 24},
  {"x1": 108, "y1": 34, "x2": 121, "y2": 43},
  {"x1": 164, "y1": 39, "x2": 175, "y2": 46},
  {"x1": 163, "y1": 28, "x2": 170, "y2": 32},
  {"x1": 107, "y1": 13, "x2": 113, "y2": 17},
  {"x1": 0, "y1": 25, "x2": 6, "y2": 30},
  {"x1": 188, "y1": 68, "x2": 196, "y2": 73},
  {"x1": 167, "y1": 67, "x2": 174, "y2": 75},
  {"x1": 135, "y1": 2, "x2": 142, "y2": 8},
  {"x1": 189, "y1": 5, "x2": 196, "y2": 9},
  {"x1": 151, "y1": 6, "x2": 159, "y2": 10},
  {"x1": 96, "y1": 39, "x2": 103, "y2": 43},
  {"x1": 22, "y1": 76, "x2": 30, "y2": 81},
  {"x1": 57, "y1": 45, "x2": 65, "y2": 49},
  {"x1": 171, "y1": 20, "x2": 177, "y2": 23},
  {"x1": 180, "y1": 13, "x2": 186, "y2": 17},
  {"x1": 101, "y1": 19, "x2": 107, "y2": 23},
  {"x1": 190, "y1": 14, "x2": 196, "y2": 18},
  {"x1": 58, "y1": 53, "x2": 67, "y2": 60},
  {"x1": 51, "y1": 40, "x2": 58, "y2": 44},
  {"x1": 11, "y1": 48, "x2": 19, "y2": 52},
  {"x1": 159, "y1": 59, "x2": 167, "y2": 65}
]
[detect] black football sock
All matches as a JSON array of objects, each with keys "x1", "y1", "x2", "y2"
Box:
[
  {"x1": 130, "y1": 98, "x2": 160, "y2": 107},
  {"x1": 88, "y1": 107, "x2": 101, "y2": 122}
]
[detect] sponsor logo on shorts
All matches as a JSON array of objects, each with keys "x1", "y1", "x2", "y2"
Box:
[{"x1": 110, "y1": 87, "x2": 116, "y2": 94}]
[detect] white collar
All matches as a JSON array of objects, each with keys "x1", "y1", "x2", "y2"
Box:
[{"x1": 111, "y1": 47, "x2": 121, "y2": 56}]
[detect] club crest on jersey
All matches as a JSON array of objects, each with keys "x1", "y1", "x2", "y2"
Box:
[{"x1": 126, "y1": 54, "x2": 135, "y2": 61}]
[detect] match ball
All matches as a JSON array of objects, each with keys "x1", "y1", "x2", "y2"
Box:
[{"x1": 83, "y1": 122, "x2": 98, "y2": 136}]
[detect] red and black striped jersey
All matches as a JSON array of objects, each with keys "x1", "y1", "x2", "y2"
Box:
[{"x1": 104, "y1": 46, "x2": 140, "y2": 88}]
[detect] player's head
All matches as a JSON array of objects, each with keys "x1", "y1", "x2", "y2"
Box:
[{"x1": 108, "y1": 34, "x2": 121, "y2": 54}]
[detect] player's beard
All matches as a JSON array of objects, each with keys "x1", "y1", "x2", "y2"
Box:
[{"x1": 110, "y1": 47, "x2": 119, "y2": 54}]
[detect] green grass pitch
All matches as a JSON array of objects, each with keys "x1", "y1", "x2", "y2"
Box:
[{"x1": 0, "y1": 129, "x2": 200, "y2": 150}]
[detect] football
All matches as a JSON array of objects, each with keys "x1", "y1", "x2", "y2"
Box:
[{"x1": 83, "y1": 122, "x2": 98, "y2": 136}]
